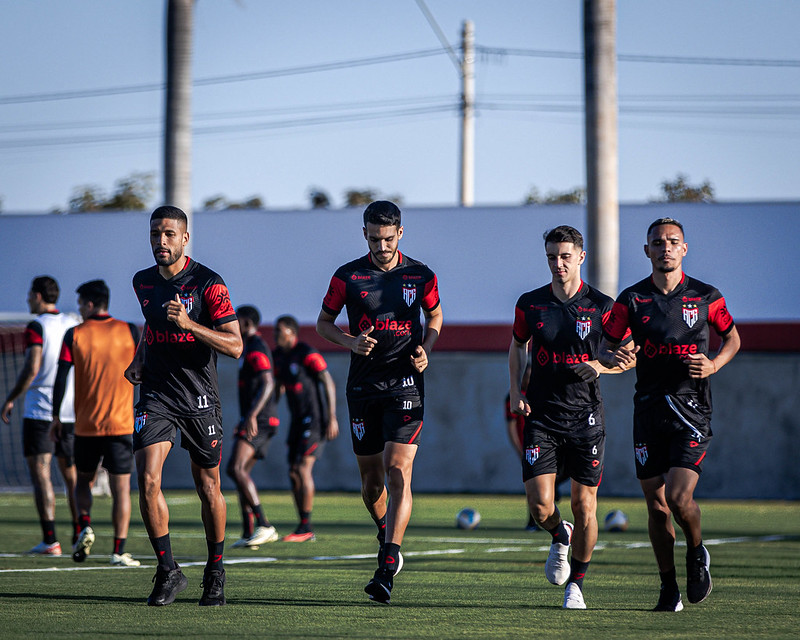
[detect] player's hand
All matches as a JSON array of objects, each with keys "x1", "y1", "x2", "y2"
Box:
[
  {"x1": 245, "y1": 415, "x2": 259, "y2": 440},
  {"x1": 509, "y1": 390, "x2": 531, "y2": 417},
  {"x1": 605, "y1": 343, "x2": 640, "y2": 369},
  {"x1": 1, "y1": 400, "x2": 13, "y2": 424},
  {"x1": 124, "y1": 361, "x2": 142, "y2": 385},
  {"x1": 327, "y1": 416, "x2": 340, "y2": 440},
  {"x1": 685, "y1": 353, "x2": 715, "y2": 379},
  {"x1": 410, "y1": 345, "x2": 428, "y2": 372},
  {"x1": 352, "y1": 326, "x2": 377, "y2": 356},
  {"x1": 163, "y1": 294, "x2": 192, "y2": 329},
  {"x1": 573, "y1": 361, "x2": 601, "y2": 381},
  {"x1": 49, "y1": 418, "x2": 62, "y2": 442}
]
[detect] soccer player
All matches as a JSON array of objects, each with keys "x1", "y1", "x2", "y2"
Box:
[
  {"x1": 509, "y1": 225, "x2": 631, "y2": 609},
  {"x1": 124, "y1": 206, "x2": 243, "y2": 606},
  {"x1": 316, "y1": 201, "x2": 442, "y2": 604},
  {"x1": 226, "y1": 305, "x2": 280, "y2": 549},
  {"x1": 51, "y1": 280, "x2": 141, "y2": 567},
  {"x1": 273, "y1": 314, "x2": 339, "y2": 541},
  {"x1": 1, "y1": 276, "x2": 79, "y2": 555},
  {"x1": 600, "y1": 217, "x2": 740, "y2": 611}
]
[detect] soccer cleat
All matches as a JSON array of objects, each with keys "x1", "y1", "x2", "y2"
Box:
[
  {"x1": 147, "y1": 564, "x2": 188, "y2": 606},
  {"x1": 653, "y1": 585, "x2": 684, "y2": 612},
  {"x1": 230, "y1": 537, "x2": 250, "y2": 549},
  {"x1": 686, "y1": 544, "x2": 712, "y2": 604},
  {"x1": 563, "y1": 582, "x2": 587, "y2": 609},
  {"x1": 72, "y1": 526, "x2": 95, "y2": 563},
  {"x1": 199, "y1": 568, "x2": 226, "y2": 606},
  {"x1": 26, "y1": 541, "x2": 62, "y2": 556},
  {"x1": 282, "y1": 531, "x2": 316, "y2": 542},
  {"x1": 111, "y1": 552, "x2": 141, "y2": 567},
  {"x1": 246, "y1": 525, "x2": 279, "y2": 546},
  {"x1": 364, "y1": 567, "x2": 394, "y2": 604},
  {"x1": 545, "y1": 521, "x2": 574, "y2": 585}
]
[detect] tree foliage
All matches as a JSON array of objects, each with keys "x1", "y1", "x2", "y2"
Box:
[
  {"x1": 524, "y1": 186, "x2": 586, "y2": 205},
  {"x1": 655, "y1": 174, "x2": 715, "y2": 203},
  {"x1": 67, "y1": 172, "x2": 154, "y2": 213},
  {"x1": 308, "y1": 188, "x2": 331, "y2": 209},
  {"x1": 201, "y1": 195, "x2": 265, "y2": 210}
]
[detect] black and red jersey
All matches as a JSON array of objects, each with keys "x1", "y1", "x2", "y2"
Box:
[
  {"x1": 321, "y1": 252, "x2": 440, "y2": 397},
  {"x1": 513, "y1": 281, "x2": 621, "y2": 432},
  {"x1": 133, "y1": 258, "x2": 237, "y2": 417},
  {"x1": 239, "y1": 333, "x2": 279, "y2": 427},
  {"x1": 273, "y1": 342, "x2": 328, "y2": 425},
  {"x1": 603, "y1": 273, "x2": 735, "y2": 412}
]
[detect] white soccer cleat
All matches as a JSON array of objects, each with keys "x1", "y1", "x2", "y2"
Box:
[
  {"x1": 26, "y1": 541, "x2": 62, "y2": 556},
  {"x1": 229, "y1": 537, "x2": 249, "y2": 549},
  {"x1": 545, "y1": 521, "x2": 573, "y2": 585},
  {"x1": 246, "y1": 525, "x2": 279, "y2": 546},
  {"x1": 563, "y1": 582, "x2": 586, "y2": 609},
  {"x1": 111, "y1": 552, "x2": 141, "y2": 567}
]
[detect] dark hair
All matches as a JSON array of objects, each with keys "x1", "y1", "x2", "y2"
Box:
[
  {"x1": 236, "y1": 305, "x2": 261, "y2": 326},
  {"x1": 543, "y1": 225, "x2": 584, "y2": 249},
  {"x1": 647, "y1": 217, "x2": 684, "y2": 237},
  {"x1": 275, "y1": 315, "x2": 299, "y2": 335},
  {"x1": 150, "y1": 205, "x2": 188, "y2": 225},
  {"x1": 363, "y1": 200, "x2": 401, "y2": 228},
  {"x1": 30, "y1": 276, "x2": 59, "y2": 304},
  {"x1": 76, "y1": 280, "x2": 110, "y2": 308}
]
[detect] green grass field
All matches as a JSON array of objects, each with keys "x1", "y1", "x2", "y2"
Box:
[{"x1": 0, "y1": 491, "x2": 797, "y2": 639}]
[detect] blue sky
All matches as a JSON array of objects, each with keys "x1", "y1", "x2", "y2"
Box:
[{"x1": 1, "y1": 0, "x2": 798, "y2": 212}]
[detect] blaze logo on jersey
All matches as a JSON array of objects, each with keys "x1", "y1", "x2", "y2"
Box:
[
  {"x1": 635, "y1": 443, "x2": 648, "y2": 466},
  {"x1": 576, "y1": 315, "x2": 592, "y2": 340},
  {"x1": 134, "y1": 412, "x2": 147, "y2": 433},
  {"x1": 682, "y1": 303, "x2": 698, "y2": 328},
  {"x1": 352, "y1": 419, "x2": 365, "y2": 440},
  {"x1": 402, "y1": 284, "x2": 416, "y2": 307},
  {"x1": 179, "y1": 294, "x2": 193, "y2": 313},
  {"x1": 525, "y1": 446, "x2": 540, "y2": 465}
]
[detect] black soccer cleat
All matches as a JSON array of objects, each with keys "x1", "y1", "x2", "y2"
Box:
[
  {"x1": 686, "y1": 544, "x2": 712, "y2": 604},
  {"x1": 147, "y1": 564, "x2": 189, "y2": 606},
  {"x1": 652, "y1": 584, "x2": 684, "y2": 612},
  {"x1": 199, "y1": 568, "x2": 226, "y2": 606},
  {"x1": 364, "y1": 567, "x2": 393, "y2": 604}
]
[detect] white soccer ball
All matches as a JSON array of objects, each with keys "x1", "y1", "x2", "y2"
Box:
[
  {"x1": 456, "y1": 507, "x2": 481, "y2": 530},
  {"x1": 604, "y1": 509, "x2": 629, "y2": 532}
]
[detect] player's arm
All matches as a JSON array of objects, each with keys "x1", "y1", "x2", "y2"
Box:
[
  {"x1": 50, "y1": 332, "x2": 74, "y2": 439},
  {"x1": 686, "y1": 325, "x2": 741, "y2": 379},
  {"x1": 244, "y1": 369, "x2": 275, "y2": 440},
  {"x1": 316, "y1": 309, "x2": 377, "y2": 356},
  {"x1": 598, "y1": 302, "x2": 640, "y2": 370},
  {"x1": 504, "y1": 397, "x2": 523, "y2": 457},
  {"x1": 508, "y1": 338, "x2": 531, "y2": 417},
  {"x1": 124, "y1": 324, "x2": 146, "y2": 385},
  {"x1": 318, "y1": 369, "x2": 339, "y2": 440},
  {"x1": 163, "y1": 294, "x2": 243, "y2": 358},
  {"x1": 410, "y1": 303, "x2": 443, "y2": 373},
  {"x1": 1, "y1": 344, "x2": 42, "y2": 424}
]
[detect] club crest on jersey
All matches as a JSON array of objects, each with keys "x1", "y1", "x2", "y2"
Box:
[
  {"x1": 576, "y1": 315, "x2": 592, "y2": 340},
  {"x1": 402, "y1": 284, "x2": 416, "y2": 307},
  {"x1": 682, "y1": 303, "x2": 698, "y2": 328},
  {"x1": 352, "y1": 419, "x2": 365, "y2": 441},
  {"x1": 635, "y1": 443, "x2": 648, "y2": 466},
  {"x1": 525, "y1": 446, "x2": 540, "y2": 465},
  {"x1": 179, "y1": 293, "x2": 193, "y2": 313}
]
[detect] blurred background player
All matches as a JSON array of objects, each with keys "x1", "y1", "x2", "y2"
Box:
[
  {"x1": 227, "y1": 305, "x2": 280, "y2": 549},
  {"x1": 51, "y1": 280, "x2": 140, "y2": 567},
  {"x1": 600, "y1": 218, "x2": 740, "y2": 611},
  {"x1": 1, "y1": 276, "x2": 79, "y2": 555},
  {"x1": 317, "y1": 201, "x2": 442, "y2": 604},
  {"x1": 273, "y1": 314, "x2": 339, "y2": 542}
]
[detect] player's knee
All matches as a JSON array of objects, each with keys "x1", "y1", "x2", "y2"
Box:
[{"x1": 665, "y1": 488, "x2": 693, "y2": 514}]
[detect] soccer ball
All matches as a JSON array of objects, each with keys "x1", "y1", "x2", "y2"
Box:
[
  {"x1": 604, "y1": 509, "x2": 629, "y2": 532},
  {"x1": 456, "y1": 507, "x2": 481, "y2": 530}
]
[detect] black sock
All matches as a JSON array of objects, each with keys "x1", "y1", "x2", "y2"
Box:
[
  {"x1": 78, "y1": 514, "x2": 91, "y2": 530},
  {"x1": 382, "y1": 542, "x2": 401, "y2": 575},
  {"x1": 297, "y1": 511, "x2": 311, "y2": 533},
  {"x1": 242, "y1": 509, "x2": 254, "y2": 538},
  {"x1": 253, "y1": 504, "x2": 269, "y2": 528},
  {"x1": 376, "y1": 516, "x2": 387, "y2": 544},
  {"x1": 568, "y1": 559, "x2": 590, "y2": 590},
  {"x1": 150, "y1": 533, "x2": 176, "y2": 570},
  {"x1": 659, "y1": 567, "x2": 679, "y2": 592},
  {"x1": 206, "y1": 539, "x2": 224, "y2": 573},
  {"x1": 42, "y1": 520, "x2": 56, "y2": 545},
  {"x1": 546, "y1": 520, "x2": 570, "y2": 545},
  {"x1": 114, "y1": 537, "x2": 126, "y2": 555}
]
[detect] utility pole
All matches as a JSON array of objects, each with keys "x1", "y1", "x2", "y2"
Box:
[
  {"x1": 459, "y1": 20, "x2": 475, "y2": 207},
  {"x1": 164, "y1": 0, "x2": 194, "y2": 253},
  {"x1": 583, "y1": 0, "x2": 618, "y2": 296}
]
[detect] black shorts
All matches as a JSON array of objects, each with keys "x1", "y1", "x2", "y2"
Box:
[
  {"x1": 522, "y1": 422, "x2": 605, "y2": 487},
  {"x1": 287, "y1": 415, "x2": 325, "y2": 465},
  {"x1": 233, "y1": 419, "x2": 278, "y2": 460},
  {"x1": 347, "y1": 394, "x2": 423, "y2": 457},
  {"x1": 633, "y1": 395, "x2": 712, "y2": 479},
  {"x1": 133, "y1": 408, "x2": 223, "y2": 469},
  {"x1": 23, "y1": 418, "x2": 75, "y2": 464},
  {"x1": 75, "y1": 434, "x2": 134, "y2": 475}
]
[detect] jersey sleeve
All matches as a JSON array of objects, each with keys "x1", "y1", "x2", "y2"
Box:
[
  {"x1": 708, "y1": 294, "x2": 735, "y2": 336},
  {"x1": 512, "y1": 298, "x2": 531, "y2": 343},
  {"x1": 303, "y1": 346, "x2": 328, "y2": 374},
  {"x1": 603, "y1": 300, "x2": 631, "y2": 343},
  {"x1": 245, "y1": 349, "x2": 272, "y2": 373},
  {"x1": 422, "y1": 271, "x2": 440, "y2": 312},
  {"x1": 59, "y1": 327, "x2": 75, "y2": 365},
  {"x1": 24, "y1": 320, "x2": 43, "y2": 349},
  {"x1": 203, "y1": 280, "x2": 237, "y2": 326},
  {"x1": 322, "y1": 271, "x2": 347, "y2": 316}
]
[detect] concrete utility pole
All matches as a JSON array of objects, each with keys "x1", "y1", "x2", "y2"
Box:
[
  {"x1": 583, "y1": 0, "x2": 619, "y2": 296},
  {"x1": 459, "y1": 20, "x2": 475, "y2": 207},
  {"x1": 164, "y1": 0, "x2": 194, "y2": 253}
]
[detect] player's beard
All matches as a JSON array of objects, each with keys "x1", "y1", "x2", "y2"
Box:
[
  {"x1": 372, "y1": 247, "x2": 397, "y2": 266},
  {"x1": 154, "y1": 246, "x2": 183, "y2": 267}
]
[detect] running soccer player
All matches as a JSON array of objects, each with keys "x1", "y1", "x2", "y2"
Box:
[
  {"x1": 51, "y1": 280, "x2": 141, "y2": 567},
  {"x1": 2, "y1": 276, "x2": 79, "y2": 555},
  {"x1": 509, "y1": 225, "x2": 632, "y2": 609},
  {"x1": 599, "y1": 217, "x2": 740, "y2": 612},
  {"x1": 316, "y1": 201, "x2": 442, "y2": 604},
  {"x1": 124, "y1": 206, "x2": 243, "y2": 607},
  {"x1": 226, "y1": 305, "x2": 280, "y2": 549},
  {"x1": 273, "y1": 314, "x2": 339, "y2": 542}
]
